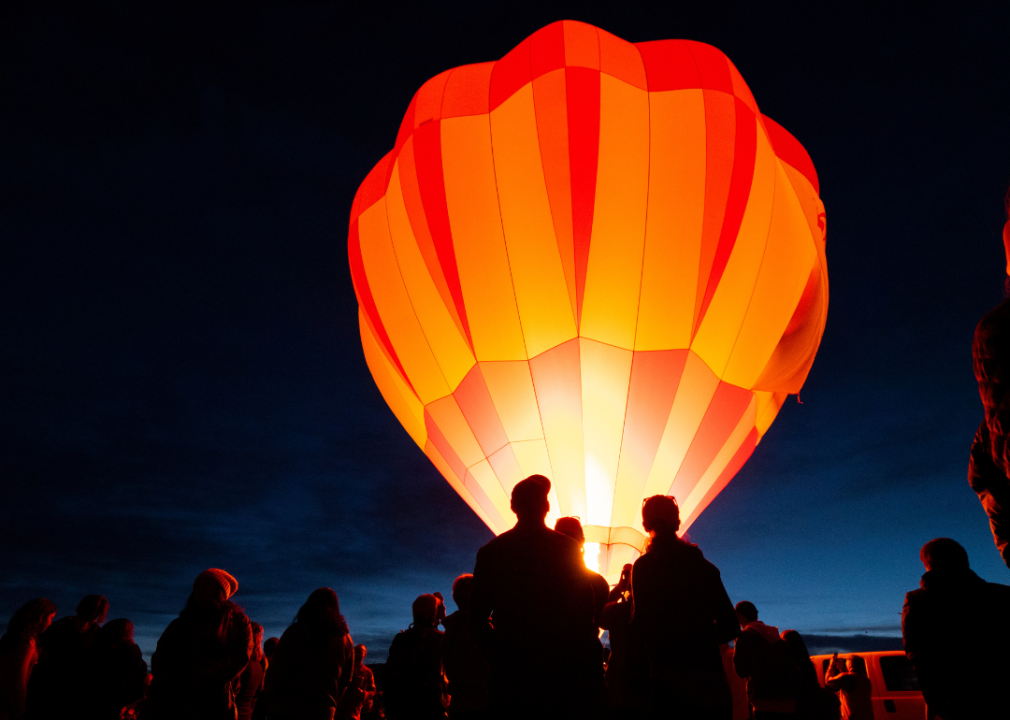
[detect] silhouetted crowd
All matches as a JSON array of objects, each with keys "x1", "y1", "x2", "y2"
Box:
[
  {"x1": 8, "y1": 203, "x2": 1010, "y2": 719},
  {"x1": 4, "y1": 474, "x2": 1009, "y2": 720}
]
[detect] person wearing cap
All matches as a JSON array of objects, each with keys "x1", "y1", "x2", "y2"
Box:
[
  {"x1": 553, "y1": 517, "x2": 610, "y2": 628},
  {"x1": 969, "y1": 205, "x2": 1010, "y2": 569},
  {"x1": 143, "y1": 568, "x2": 253, "y2": 720},
  {"x1": 631, "y1": 495, "x2": 739, "y2": 720},
  {"x1": 469, "y1": 474, "x2": 605, "y2": 720}
]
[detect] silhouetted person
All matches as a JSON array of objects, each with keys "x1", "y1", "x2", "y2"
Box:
[
  {"x1": 81, "y1": 619, "x2": 148, "y2": 720},
  {"x1": 142, "y1": 568, "x2": 252, "y2": 720},
  {"x1": 385, "y1": 594, "x2": 447, "y2": 720},
  {"x1": 28, "y1": 594, "x2": 109, "y2": 719},
  {"x1": 823, "y1": 655, "x2": 873, "y2": 720},
  {"x1": 263, "y1": 637, "x2": 279, "y2": 661},
  {"x1": 631, "y1": 495, "x2": 739, "y2": 720},
  {"x1": 0, "y1": 599, "x2": 56, "y2": 720},
  {"x1": 969, "y1": 202, "x2": 1010, "y2": 567},
  {"x1": 902, "y1": 537, "x2": 1010, "y2": 719},
  {"x1": 554, "y1": 516, "x2": 610, "y2": 627},
  {"x1": 441, "y1": 574, "x2": 488, "y2": 720},
  {"x1": 600, "y1": 564, "x2": 645, "y2": 719},
  {"x1": 469, "y1": 475, "x2": 605, "y2": 720},
  {"x1": 235, "y1": 622, "x2": 266, "y2": 720},
  {"x1": 350, "y1": 645, "x2": 376, "y2": 720},
  {"x1": 780, "y1": 630, "x2": 839, "y2": 720},
  {"x1": 732, "y1": 601, "x2": 798, "y2": 718},
  {"x1": 261, "y1": 587, "x2": 360, "y2": 720}
]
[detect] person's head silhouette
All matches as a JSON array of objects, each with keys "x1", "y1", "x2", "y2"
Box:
[
  {"x1": 554, "y1": 516, "x2": 585, "y2": 545},
  {"x1": 920, "y1": 537, "x2": 970, "y2": 572},
  {"x1": 451, "y1": 574, "x2": 473, "y2": 613},
  {"x1": 735, "y1": 600, "x2": 758, "y2": 626},
  {"x1": 641, "y1": 495, "x2": 680, "y2": 537},
  {"x1": 412, "y1": 594, "x2": 439, "y2": 629},
  {"x1": 76, "y1": 595, "x2": 109, "y2": 629},
  {"x1": 510, "y1": 474, "x2": 551, "y2": 525}
]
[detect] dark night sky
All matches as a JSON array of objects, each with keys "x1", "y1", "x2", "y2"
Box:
[{"x1": 3, "y1": 1, "x2": 1010, "y2": 660}]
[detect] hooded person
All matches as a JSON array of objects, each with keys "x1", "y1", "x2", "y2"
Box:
[
  {"x1": 902, "y1": 538, "x2": 1010, "y2": 720},
  {"x1": 968, "y1": 209, "x2": 1010, "y2": 568},
  {"x1": 142, "y1": 568, "x2": 252, "y2": 720},
  {"x1": 630, "y1": 495, "x2": 740, "y2": 720},
  {"x1": 469, "y1": 474, "x2": 605, "y2": 720}
]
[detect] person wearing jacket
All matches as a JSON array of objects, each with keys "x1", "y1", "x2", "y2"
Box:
[
  {"x1": 732, "y1": 602, "x2": 797, "y2": 718},
  {"x1": 901, "y1": 537, "x2": 1010, "y2": 719},
  {"x1": 631, "y1": 495, "x2": 740, "y2": 720},
  {"x1": 469, "y1": 475, "x2": 605, "y2": 720},
  {"x1": 968, "y1": 208, "x2": 1010, "y2": 568},
  {"x1": 142, "y1": 568, "x2": 252, "y2": 720},
  {"x1": 260, "y1": 587, "x2": 360, "y2": 720}
]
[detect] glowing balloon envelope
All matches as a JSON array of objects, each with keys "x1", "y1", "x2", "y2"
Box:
[{"x1": 348, "y1": 21, "x2": 827, "y2": 583}]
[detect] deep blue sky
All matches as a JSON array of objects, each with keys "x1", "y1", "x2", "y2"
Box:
[{"x1": 2, "y1": 1, "x2": 1010, "y2": 661}]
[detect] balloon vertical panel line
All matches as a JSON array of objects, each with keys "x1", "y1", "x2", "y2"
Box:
[{"x1": 348, "y1": 20, "x2": 828, "y2": 584}]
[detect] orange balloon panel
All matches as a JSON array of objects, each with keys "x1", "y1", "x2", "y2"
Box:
[{"x1": 348, "y1": 21, "x2": 828, "y2": 584}]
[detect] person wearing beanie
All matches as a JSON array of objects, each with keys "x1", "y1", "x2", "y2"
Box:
[
  {"x1": 143, "y1": 568, "x2": 252, "y2": 720},
  {"x1": 968, "y1": 195, "x2": 1010, "y2": 569},
  {"x1": 553, "y1": 517, "x2": 610, "y2": 628},
  {"x1": 469, "y1": 474, "x2": 606, "y2": 720},
  {"x1": 195, "y1": 569, "x2": 239, "y2": 600}
]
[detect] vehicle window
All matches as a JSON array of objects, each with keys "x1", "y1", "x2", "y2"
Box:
[{"x1": 879, "y1": 655, "x2": 920, "y2": 692}]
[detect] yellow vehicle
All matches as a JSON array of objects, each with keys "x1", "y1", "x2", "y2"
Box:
[{"x1": 810, "y1": 651, "x2": 925, "y2": 719}]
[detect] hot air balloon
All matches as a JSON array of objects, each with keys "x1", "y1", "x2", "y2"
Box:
[{"x1": 348, "y1": 21, "x2": 827, "y2": 584}]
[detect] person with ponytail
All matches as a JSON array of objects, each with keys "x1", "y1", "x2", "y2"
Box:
[{"x1": 630, "y1": 495, "x2": 740, "y2": 720}]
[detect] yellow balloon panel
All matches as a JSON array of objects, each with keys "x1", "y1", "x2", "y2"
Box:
[{"x1": 349, "y1": 21, "x2": 827, "y2": 580}]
